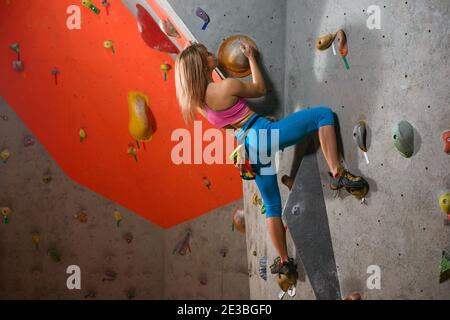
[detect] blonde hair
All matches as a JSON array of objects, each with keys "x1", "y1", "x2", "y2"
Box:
[{"x1": 175, "y1": 44, "x2": 210, "y2": 125}]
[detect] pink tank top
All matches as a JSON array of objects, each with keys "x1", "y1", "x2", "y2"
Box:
[{"x1": 204, "y1": 97, "x2": 250, "y2": 128}]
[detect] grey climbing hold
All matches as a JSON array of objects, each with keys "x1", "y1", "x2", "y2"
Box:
[
  {"x1": 259, "y1": 257, "x2": 267, "y2": 281},
  {"x1": 393, "y1": 121, "x2": 414, "y2": 158},
  {"x1": 291, "y1": 204, "x2": 300, "y2": 216},
  {"x1": 353, "y1": 121, "x2": 368, "y2": 152}
]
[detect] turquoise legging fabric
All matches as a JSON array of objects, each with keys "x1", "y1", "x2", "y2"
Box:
[{"x1": 235, "y1": 107, "x2": 336, "y2": 218}]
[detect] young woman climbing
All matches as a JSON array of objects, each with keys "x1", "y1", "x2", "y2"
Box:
[{"x1": 174, "y1": 42, "x2": 367, "y2": 277}]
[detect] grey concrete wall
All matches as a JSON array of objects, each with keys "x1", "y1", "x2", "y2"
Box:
[
  {"x1": 0, "y1": 96, "x2": 165, "y2": 299},
  {"x1": 282, "y1": 0, "x2": 450, "y2": 299},
  {"x1": 164, "y1": 200, "x2": 249, "y2": 300},
  {"x1": 166, "y1": 0, "x2": 450, "y2": 299}
]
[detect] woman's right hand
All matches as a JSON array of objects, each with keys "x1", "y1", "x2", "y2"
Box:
[{"x1": 240, "y1": 41, "x2": 257, "y2": 59}]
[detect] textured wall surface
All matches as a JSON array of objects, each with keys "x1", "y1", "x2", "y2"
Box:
[
  {"x1": 169, "y1": 0, "x2": 449, "y2": 299},
  {"x1": 0, "y1": 0, "x2": 249, "y2": 300},
  {"x1": 165, "y1": 200, "x2": 249, "y2": 300},
  {"x1": 283, "y1": 0, "x2": 450, "y2": 299},
  {"x1": 0, "y1": 96, "x2": 165, "y2": 299}
]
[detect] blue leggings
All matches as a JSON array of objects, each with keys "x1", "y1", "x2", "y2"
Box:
[{"x1": 235, "y1": 107, "x2": 336, "y2": 218}]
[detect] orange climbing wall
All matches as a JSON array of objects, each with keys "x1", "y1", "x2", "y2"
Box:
[{"x1": 0, "y1": 0, "x2": 242, "y2": 228}]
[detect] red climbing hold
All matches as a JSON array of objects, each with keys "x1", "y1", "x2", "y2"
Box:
[
  {"x1": 442, "y1": 130, "x2": 450, "y2": 154},
  {"x1": 136, "y1": 4, "x2": 179, "y2": 54}
]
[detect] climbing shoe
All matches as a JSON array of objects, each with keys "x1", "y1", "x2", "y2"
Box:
[
  {"x1": 270, "y1": 257, "x2": 298, "y2": 276},
  {"x1": 329, "y1": 167, "x2": 367, "y2": 191}
]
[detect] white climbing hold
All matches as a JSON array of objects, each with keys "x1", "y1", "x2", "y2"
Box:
[{"x1": 288, "y1": 285, "x2": 296, "y2": 297}]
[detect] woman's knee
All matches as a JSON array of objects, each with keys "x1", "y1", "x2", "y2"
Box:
[{"x1": 316, "y1": 106, "x2": 335, "y2": 128}]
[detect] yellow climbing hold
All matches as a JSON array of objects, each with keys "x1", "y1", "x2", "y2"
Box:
[
  {"x1": 1, "y1": 149, "x2": 11, "y2": 163},
  {"x1": 114, "y1": 210, "x2": 123, "y2": 227},
  {"x1": 252, "y1": 193, "x2": 259, "y2": 206},
  {"x1": 1, "y1": 207, "x2": 11, "y2": 224},
  {"x1": 79, "y1": 129, "x2": 87, "y2": 142},
  {"x1": 104, "y1": 40, "x2": 115, "y2": 53},
  {"x1": 439, "y1": 192, "x2": 450, "y2": 215},
  {"x1": 31, "y1": 233, "x2": 40, "y2": 249},
  {"x1": 161, "y1": 63, "x2": 171, "y2": 81},
  {"x1": 128, "y1": 92, "x2": 153, "y2": 142}
]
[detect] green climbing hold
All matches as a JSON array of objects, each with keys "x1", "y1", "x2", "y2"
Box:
[
  {"x1": 393, "y1": 121, "x2": 414, "y2": 158},
  {"x1": 82, "y1": 0, "x2": 100, "y2": 14},
  {"x1": 439, "y1": 250, "x2": 450, "y2": 284},
  {"x1": 48, "y1": 248, "x2": 62, "y2": 263}
]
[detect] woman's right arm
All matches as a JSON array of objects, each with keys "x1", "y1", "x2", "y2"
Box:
[{"x1": 223, "y1": 42, "x2": 267, "y2": 98}]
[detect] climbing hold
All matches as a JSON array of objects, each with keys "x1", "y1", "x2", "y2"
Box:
[
  {"x1": 84, "y1": 291, "x2": 97, "y2": 299},
  {"x1": 102, "y1": 270, "x2": 117, "y2": 282},
  {"x1": 31, "y1": 233, "x2": 40, "y2": 249},
  {"x1": 259, "y1": 257, "x2": 267, "y2": 281},
  {"x1": 336, "y1": 29, "x2": 350, "y2": 70},
  {"x1": 195, "y1": 8, "x2": 210, "y2": 30},
  {"x1": 113, "y1": 210, "x2": 123, "y2": 227},
  {"x1": 51, "y1": 68, "x2": 60, "y2": 85},
  {"x1": 136, "y1": 4, "x2": 179, "y2": 54},
  {"x1": 48, "y1": 248, "x2": 62, "y2": 262},
  {"x1": 199, "y1": 273, "x2": 208, "y2": 286},
  {"x1": 251, "y1": 193, "x2": 259, "y2": 206},
  {"x1": 287, "y1": 286, "x2": 296, "y2": 297},
  {"x1": 439, "y1": 192, "x2": 450, "y2": 215},
  {"x1": 24, "y1": 136, "x2": 35, "y2": 147},
  {"x1": 79, "y1": 129, "x2": 87, "y2": 142},
  {"x1": 220, "y1": 247, "x2": 228, "y2": 258},
  {"x1": 12, "y1": 60, "x2": 24, "y2": 72},
  {"x1": 353, "y1": 121, "x2": 368, "y2": 152},
  {"x1": 102, "y1": 0, "x2": 110, "y2": 16},
  {"x1": 172, "y1": 230, "x2": 192, "y2": 256},
  {"x1": 281, "y1": 175, "x2": 294, "y2": 190},
  {"x1": 218, "y1": 35, "x2": 258, "y2": 78},
  {"x1": 277, "y1": 272, "x2": 298, "y2": 293},
  {"x1": 252, "y1": 250, "x2": 257, "y2": 257},
  {"x1": 291, "y1": 204, "x2": 301, "y2": 216},
  {"x1": 158, "y1": 20, "x2": 181, "y2": 38},
  {"x1": 344, "y1": 292, "x2": 362, "y2": 300},
  {"x1": 126, "y1": 288, "x2": 136, "y2": 300},
  {"x1": 202, "y1": 177, "x2": 211, "y2": 190},
  {"x1": 74, "y1": 211, "x2": 88, "y2": 223},
  {"x1": 393, "y1": 121, "x2": 414, "y2": 158},
  {"x1": 9, "y1": 43, "x2": 24, "y2": 72},
  {"x1": 442, "y1": 130, "x2": 450, "y2": 154},
  {"x1": 42, "y1": 174, "x2": 52, "y2": 184},
  {"x1": 232, "y1": 208, "x2": 246, "y2": 234},
  {"x1": 316, "y1": 33, "x2": 336, "y2": 51},
  {"x1": 260, "y1": 203, "x2": 266, "y2": 215},
  {"x1": 122, "y1": 232, "x2": 133, "y2": 244},
  {"x1": 1, "y1": 149, "x2": 11, "y2": 163},
  {"x1": 81, "y1": 0, "x2": 100, "y2": 14},
  {"x1": 104, "y1": 40, "x2": 115, "y2": 54},
  {"x1": 127, "y1": 146, "x2": 138, "y2": 162},
  {"x1": 128, "y1": 92, "x2": 153, "y2": 142},
  {"x1": 161, "y1": 63, "x2": 171, "y2": 81},
  {"x1": 1, "y1": 207, "x2": 11, "y2": 224},
  {"x1": 439, "y1": 250, "x2": 450, "y2": 284}
]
